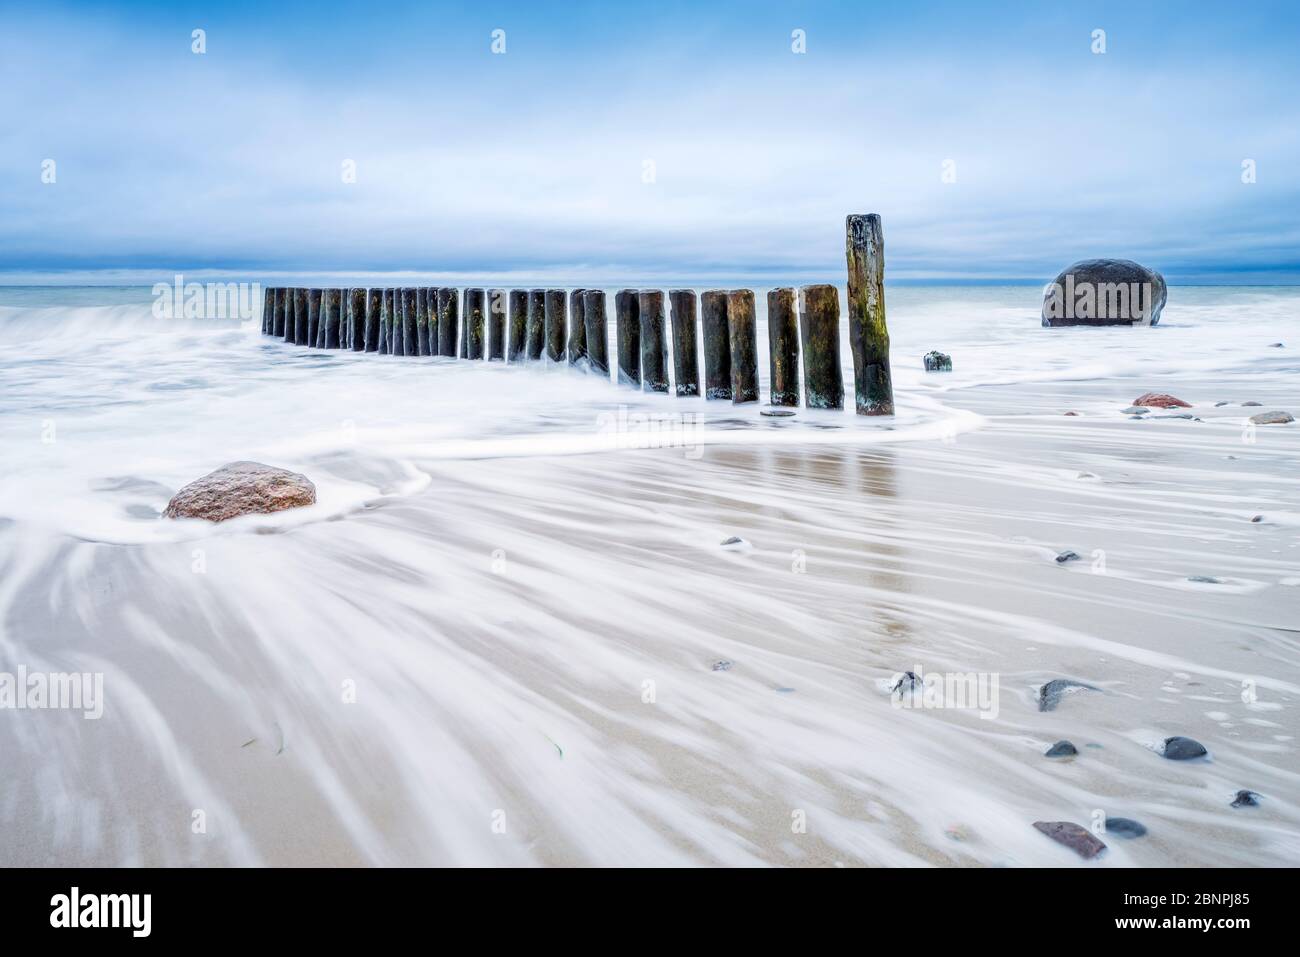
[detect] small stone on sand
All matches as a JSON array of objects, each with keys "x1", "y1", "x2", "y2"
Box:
[
  {"x1": 1162, "y1": 736, "x2": 1208, "y2": 760},
  {"x1": 1033, "y1": 821, "x2": 1106, "y2": 859}
]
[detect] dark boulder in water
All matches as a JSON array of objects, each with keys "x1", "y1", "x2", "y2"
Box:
[
  {"x1": 1045, "y1": 740, "x2": 1077, "y2": 758},
  {"x1": 923, "y1": 350, "x2": 952, "y2": 372},
  {"x1": 1038, "y1": 678, "x2": 1098, "y2": 712},
  {"x1": 1041, "y1": 259, "x2": 1167, "y2": 327},
  {"x1": 1230, "y1": 789, "x2": 1260, "y2": 808},
  {"x1": 1162, "y1": 736, "x2": 1208, "y2": 760},
  {"x1": 1033, "y1": 821, "x2": 1106, "y2": 859},
  {"x1": 1249, "y1": 410, "x2": 1294, "y2": 425},
  {"x1": 1105, "y1": 817, "x2": 1147, "y2": 838},
  {"x1": 891, "y1": 670, "x2": 922, "y2": 694},
  {"x1": 164, "y1": 461, "x2": 316, "y2": 522}
]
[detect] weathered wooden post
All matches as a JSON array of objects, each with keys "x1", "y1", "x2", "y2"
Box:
[
  {"x1": 425, "y1": 287, "x2": 440, "y2": 353},
  {"x1": 637, "y1": 290, "x2": 669, "y2": 393},
  {"x1": 314, "y1": 291, "x2": 327, "y2": 348},
  {"x1": 487, "y1": 288, "x2": 506, "y2": 360},
  {"x1": 272, "y1": 288, "x2": 287, "y2": 338},
  {"x1": 846, "y1": 214, "x2": 894, "y2": 415},
  {"x1": 727, "y1": 290, "x2": 758, "y2": 403},
  {"x1": 400, "y1": 288, "x2": 416, "y2": 356},
  {"x1": 463, "y1": 288, "x2": 486, "y2": 359},
  {"x1": 348, "y1": 288, "x2": 366, "y2": 351},
  {"x1": 615, "y1": 289, "x2": 640, "y2": 386},
  {"x1": 797, "y1": 284, "x2": 844, "y2": 409},
  {"x1": 668, "y1": 289, "x2": 700, "y2": 397},
  {"x1": 378, "y1": 289, "x2": 393, "y2": 355},
  {"x1": 291, "y1": 289, "x2": 307, "y2": 344},
  {"x1": 437, "y1": 288, "x2": 458, "y2": 357},
  {"x1": 323, "y1": 288, "x2": 343, "y2": 349},
  {"x1": 507, "y1": 290, "x2": 528, "y2": 362},
  {"x1": 415, "y1": 288, "x2": 430, "y2": 355},
  {"x1": 766, "y1": 287, "x2": 799, "y2": 406},
  {"x1": 582, "y1": 289, "x2": 609, "y2": 377},
  {"x1": 567, "y1": 289, "x2": 587, "y2": 363},
  {"x1": 700, "y1": 290, "x2": 731, "y2": 399},
  {"x1": 526, "y1": 289, "x2": 546, "y2": 361},
  {"x1": 306, "y1": 289, "x2": 323, "y2": 347},
  {"x1": 262, "y1": 287, "x2": 273, "y2": 334},
  {"x1": 365, "y1": 289, "x2": 381, "y2": 351},
  {"x1": 544, "y1": 289, "x2": 566, "y2": 363}
]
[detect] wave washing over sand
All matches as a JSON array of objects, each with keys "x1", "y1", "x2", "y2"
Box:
[{"x1": 0, "y1": 284, "x2": 1297, "y2": 866}]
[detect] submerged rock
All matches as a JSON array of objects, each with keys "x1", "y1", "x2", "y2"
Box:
[
  {"x1": 711, "y1": 659, "x2": 734, "y2": 672},
  {"x1": 1121, "y1": 406, "x2": 1149, "y2": 414},
  {"x1": 163, "y1": 461, "x2": 316, "y2": 522},
  {"x1": 1242, "y1": 400, "x2": 1262, "y2": 407},
  {"x1": 759, "y1": 408, "x2": 796, "y2": 417},
  {"x1": 1188, "y1": 575, "x2": 1223, "y2": 584},
  {"x1": 923, "y1": 350, "x2": 952, "y2": 372},
  {"x1": 1162, "y1": 736, "x2": 1208, "y2": 760},
  {"x1": 1231, "y1": 789, "x2": 1260, "y2": 808},
  {"x1": 1249, "y1": 410, "x2": 1294, "y2": 425},
  {"x1": 1041, "y1": 259, "x2": 1167, "y2": 327},
  {"x1": 1038, "y1": 678, "x2": 1098, "y2": 712},
  {"x1": 1055, "y1": 550, "x2": 1080, "y2": 564},
  {"x1": 1105, "y1": 817, "x2": 1147, "y2": 838},
  {"x1": 1045, "y1": 740, "x2": 1077, "y2": 758},
  {"x1": 1133, "y1": 392, "x2": 1191, "y2": 409},
  {"x1": 891, "y1": 671, "x2": 922, "y2": 694},
  {"x1": 1033, "y1": 821, "x2": 1106, "y2": 859},
  {"x1": 719, "y1": 535, "x2": 751, "y2": 549}
]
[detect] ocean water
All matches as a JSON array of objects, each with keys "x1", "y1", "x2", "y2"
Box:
[{"x1": 1, "y1": 283, "x2": 1297, "y2": 866}]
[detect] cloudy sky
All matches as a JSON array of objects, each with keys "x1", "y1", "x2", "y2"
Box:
[{"x1": 2, "y1": 1, "x2": 1298, "y2": 282}]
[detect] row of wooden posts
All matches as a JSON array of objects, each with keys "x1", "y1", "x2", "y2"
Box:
[{"x1": 259, "y1": 214, "x2": 895, "y2": 414}]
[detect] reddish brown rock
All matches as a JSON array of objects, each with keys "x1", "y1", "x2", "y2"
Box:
[
  {"x1": 1133, "y1": 393, "x2": 1191, "y2": 409},
  {"x1": 1033, "y1": 821, "x2": 1106, "y2": 859},
  {"x1": 163, "y1": 461, "x2": 316, "y2": 522}
]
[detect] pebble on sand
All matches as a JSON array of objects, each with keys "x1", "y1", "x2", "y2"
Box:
[
  {"x1": 923, "y1": 350, "x2": 952, "y2": 372},
  {"x1": 1045, "y1": 740, "x2": 1077, "y2": 758},
  {"x1": 711, "y1": 659, "x2": 733, "y2": 672},
  {"x1": 1242, "y1": 400, "x2": 1262, "y2": 407},
  {"x1": 1133, "y1": 392, "x2": 1191, "y2": 409},
  {"x1": 1249, "y1": 410, "x2": 1294, "y2": 425},
  {"x1": 1055, "y1": 550, "x2": 1080, "y2": 563},
  {"x1": 1161, "y1": 736, "x2": 1208, "y2": 760},
  {"x1": 1038, "y1": 678, "x2": 1098, "y2": 712},
  {"x1": 719, "y1": 535, "x2": 751, "y2": 549},
  {"x1": 163, "y1": 461, "x2": 316, "y2": 522},
  {"x1": 891, "y1": 671, "x2": 922, "y2": 694},
  {"x1": 1122, "y1": 406, "x2": 1150, "y2": 414},
  {"x1": 1105, "y1": 817, "x2": 1147, "y2": 838},
  {"x1": 1033, "y1": 821, "x2": 1106, "y2": 859},
  {"x1": 1231, "y1": 789, "x2": 1259, "y2": 807}
]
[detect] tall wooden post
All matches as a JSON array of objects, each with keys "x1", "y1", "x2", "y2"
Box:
[
  {"x1": 464, "y1": 288, "x2": 486, "y2": 359},
  {"x1": 567, "y1": 289, "x2": 587, "y2": 363},
  {"x1": 638, "y1": 290, "x2": 669, "y2": 392},
  {"x1": 487, "y1": 288, "x2": 506, "y2": 360},
  {"x1": 323, "y1": 288, "x2": 343, "y2": 349},
  {"x1": 437, "y1": 288, "x2": 459, "y2": 357},
  {"x1": 582, "y1": 289, "x2": 609, "y2": 377},
  {"x1": 400, "y1": 288, "x2": 416, "y2": 356},
  {"x1": 526, "y1": 289, "x2": 545, "y2": 361},
  {"x1": 292, "y1": 289, "x2": 308, "y2": 345},
  {"x1": 507, "y1": 290, "x2": 528, "y2": 361},
  {"x1": 379, "y1": 289, "x2": 393, "y2": 355},
  {"x1": 348, "y1": 289, "x2": 366, "y2": 351},
  {"x1": 272, "y1": 288, "x2": 287, "y2": 338},
  {"x1": 262, "y1": 287, "x2": 273, "y2": 334},
  {"x1": 306, "y1": 289, "x2": 323, "y2": 347},
  {"x1": 668, "y1": 289, "x2": 700, "y2": 397},
  {"x1": 415, "y1": 288, "x2": 430, "y2": 356},
  {"x1": 845, "y1": 214, "x2": 894, "y2": 415},
  {"x1": 425, "y1": 287, "x2": 440, "y2": 353},
  {"x1": 615, "y1": 289, "x2": 640, "y2": 386},
  {"x1": 727, "y1": 290, "x2": 758, "y2": 403},
  {"x1": 766, "y1": 287, "x2": 799, "y2": 406},
  {"x1": 700, "y1": 290, "x2": 731, "y2": 399},
  {"x1": 544, "y1": 289, "x2": 566, "y2": 363},
  {"x1": 365, "y1": 289, "x2": 381, "y2": 352},
  {"x1": 797, "y1": 284, "x2": 844, "y2": 409}
]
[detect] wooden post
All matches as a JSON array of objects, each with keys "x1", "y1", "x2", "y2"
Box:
[
  {"x1": 544, "y1": 289, "x2": 566, "y2": 363},
  {"x1": 306, "y1": 289, "x2": 323, "y2": 347},
  {"x1": 507, "y1": 290, "x2": 528, "y2": 361},
  {"x1": 797, "y1": 284, "x2": 844, "y2": 409},
  {"x1": 348, "y1": 289, "x2": 366, "y2": 351},
  {"x1": 426, "y1": 287, "x2": 440, "y2": 353},
  {"x1": 291, "y1": 289, "x2": 308, "y2": 345},
  {"x1": 400, "y1": 288, "x2": 416, "y2": 356},
  {"x1": 464, "y1": 288, "x2": 486, "y2": 359},
  {"x1": 638, "y1": 290, "x2": 669, "y2": 393},
  {"x1": 323, "y1": 288, "x2": 343, "y2": 349},
  {"x1": 272, "y1": 288, "x2": 287, "y2": 338},
  {"x1": 487, "y1": 288, "x2": 506, "y2": 360},
  {"x1": 845, "y1": 214, "x2": 894, "y2": 415},
  {"x1": 767, "y1": 287, "x2": 799, "y2": 406},
  {"x1": 437, "y1": 288, "x2": 458, "y2": 357},
  {"x1": 415, "y1": 287, "x2": 430, "y2": 356},
  {"x1": 700, "y1": 290, "x2": 731, "y2": 399},
  {"x1": 365, "y1": 289, "x2": 381, "y2": 351},
  {"x1": 526, "y1": 289, "x2": 545, "y2": 361},
  {"x1": 727, "y1": 289, "x2": 758, "y2": 403},
  {"x1": 379, "y1": 289, "x2": 393, "y2": 355},
  {"x1": 582, "y1": 289, "x2": 609, "y2": 377},
  {"x1": 262, "y1": 286, "x2": 273, "y2": 334},
  {"x1": 615, "y1": 289, "x2": 640, "y2": 386},
  {"x1": 669, "y1": 289, "x2": 700, "y2": 397},
  {"x1": 567, "y1": 289, "x2": 587, "y2": 363}
]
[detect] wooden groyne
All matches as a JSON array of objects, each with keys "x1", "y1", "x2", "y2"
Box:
[{"x1": 258, "y1": 216, "x2": 897, "y2": 415}]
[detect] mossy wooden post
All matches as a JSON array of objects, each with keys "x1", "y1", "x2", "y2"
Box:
[
  {"x1": 437, "y1": 287, "x2": 458, "y2": 357},
  {"x1": 668, "y1": 289, "x2": 700, "y2": 397},
  {"x1": 797, "y1": 284, "x2": 844, "y2": 409},
  {"x1": 638, "y1": 290, "x2": 669, "y2": 393},
  {"x1": 365, "y1": 289, "x2": 381, "y2": 352},
  {"x1": 348, "y1": 288, "x2": 366, "y2": 351},
  {"x1": 262, "y1": 286, "x2": 273, "y2": 334},
  {"x1": 464, "y1": 288, "x2": 486, "y2": 359},
  {"x1": 846, "y1": 213, "x2": 894, "y2": 415},
  {"x1": 323, "y1": 288, "x2": 343, "y2": 349},
  {"x1": 700, "y1": 290, "x2": 731, "y2": 399},
  {"x1": 526, "y1": 289, "x2": 545, "y2": 361},
  {"x1": 487, "y1": 288, "x2": 506, "y2": 360},
  {"x1": 582, "y1": 289, "x2": 609, "y2": 377},
  {"x1": 401, "y1": 288, "x2": 417, "y2": 356},
  {"x1": 378, "y1": 289, "x2": 393, "y2": 355},
  {"x1": 615, "y1": 289, "x2": 640, "y2": 386},
  {"x1": 307, "y1": 289, "x2": 323, "y2": 347},
  {"x1": 272, "y1": 288, "x2": 287, "y2": 338},
  {"x1": 507, "y1": 290, "x2": 528, "y2": 362},
  {"x1": 567, "y1": 288, "x2": 587, "y2": 363},
  {"x1": 544, "y1": 289, "x2": 566, "y2": 363},
  {"x1": 726, "y1": 289, "x2": 758, "y2": 403},
  {"x1": 767, "y1": 287, "x2": 799, "y2": 406},
  {"x1": 415, "y1": 287, "x2": 430, "y2": 356},
  {"x1": 425, "y1": 287, "x2": 440, "y2": 353},
  {"x1": 289, "y1": 289, "x2": 306, "y2": 344}
]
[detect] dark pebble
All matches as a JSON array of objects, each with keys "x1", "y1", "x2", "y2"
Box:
[
  {"x1": 1105, "y1": 817, "x2": 1147, "y2": 838},
  {"x1": 1162, "y1": 736, "x2": 1208, "y2": 760},
  {"x1": 760, "y1": 408, "x2": 796, "y2": 418},
  {"x1": 1033, "y1": 821, "x2": 1106, "y2": 859},
  {"x1": 1055, "y1": 550, "x2": 1080, "y2": 563},
  {"x1": 891, "y1": 671, "x2": 921, "y2": 694},
  {"x1": 1214, "y1": 401, "x2": 1229, "y2": 407},
  {"x1": 1231, "y1": 789, "x2": 1260, "y2": 808},
  {"x1": 1045, "y1": 740, "x2": 1077, "y2": 758},
  {"x1": 719, "y1": 536, "x2": 749, "y2": 547},
  {"x1": 1038, "y1": 678, "x2": 1098, "y2": 712},
  {"x1": 1187, "y1": 575, "x2": 1222, "y2": 584},
  {"x1": 1242, "y1": 401, "x2": 1262, "y2": 407},
  {"x1": 711, "y1": 659, "x2": 733, "y2": 672}
]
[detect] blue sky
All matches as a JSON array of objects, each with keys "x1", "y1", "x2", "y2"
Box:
[{"x1": 2, "y1": 1, "x2": 1298, "y2": 282}]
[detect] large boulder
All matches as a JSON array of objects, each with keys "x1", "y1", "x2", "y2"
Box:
[
  {"x1": 1042, "y1": 259, "x2": 1167, "y2": 327},
  {"x1": 163, "y1": 461, "x2": 316, "y2": 522}
]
